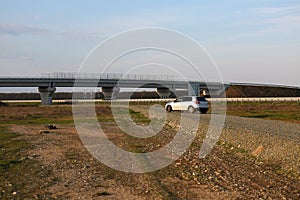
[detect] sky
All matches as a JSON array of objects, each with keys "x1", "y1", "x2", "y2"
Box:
[{"x1": 0, "y1": 0, "x2": 300, "y2": 92}]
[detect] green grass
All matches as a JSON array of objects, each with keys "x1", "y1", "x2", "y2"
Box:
[
  {"x1": 0, "y1": 126, "x2": 28, "y2": 168},
  {"x1": 129, "y1": 109, "x2": 151, "y2": 124},
  {"x1": 109, "y1": 107, "x2": 151, "y2": 124},
  {"x1": 228, "y1": 110, "x2": 300, "y2": 122},
  {"x1": 6, "y1": 102, "x2": 40, "y2": 107},
  {"x1": 219, "y1": 141, "x2": 249, "y2": 155},
  {"x1": 1, "y1": 117, "x2": 74, "y2": 125},
  {"x1": 0, "y1": 125, "x2": 58, "y2": 199},
  {"x1": 226, "y1": 101, "x2": 300, "y2": 122}
]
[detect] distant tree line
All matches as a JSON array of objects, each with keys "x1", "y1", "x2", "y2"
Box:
[{"x1": 226, "y1": 85, "x2": 300, "y2": 98}]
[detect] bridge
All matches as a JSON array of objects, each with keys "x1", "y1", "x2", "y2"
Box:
[{"x1": 0, "y1": 72, "x2": 227, "y2": 105}]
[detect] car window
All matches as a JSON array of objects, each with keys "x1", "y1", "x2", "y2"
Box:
[
  {"x1": 182, "y1": 97, "x2": 192, "y2": 102},
  {"x1": 197, "y1": 97, "x2": 207, "y2": 102},
  {"x1": 175, "y1": 98, "x2": 183, "y2": 102}
]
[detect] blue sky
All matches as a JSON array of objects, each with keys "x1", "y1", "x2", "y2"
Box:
[{"x1": 0, "y1": 0, "x2": 300, "y2": 92}]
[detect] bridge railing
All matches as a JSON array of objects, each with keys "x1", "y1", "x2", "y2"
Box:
[
  {"x1": 0, "y1": 72, "x2": 175, "y2": 81},
  {"x1": 2, "y1": 97, "x2": 300, "y2": 104},
  {"x1": 41, "y1": 72, "x2": 175, "y2": 81}
]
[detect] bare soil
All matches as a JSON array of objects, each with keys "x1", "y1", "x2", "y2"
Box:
[{"x1": 0, "y1": 104, "x2": 299, "y2": 199}]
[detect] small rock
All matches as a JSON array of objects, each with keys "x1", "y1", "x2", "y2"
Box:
[
  {"x1": 12, "y1": 191, "x2": 17, "y2": 195},
  {"x1": 39, "y1": 130, "x2": 50, "y2": 134},
  {"x1": 46, "y1": 124, "x2": 57, "y2": 130},
  {"x1": 252, "y1": 145, "x2": 264, "y2": 157},
  {"x1": 20, "y1": 157, "x2": 29, "y2": 161}
]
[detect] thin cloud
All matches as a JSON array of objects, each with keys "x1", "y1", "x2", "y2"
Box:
[
  {"x1": 0, "y1": 23, "x2": 106, "y2": 43},
  {"x1": 0, "y1": 24, "x2": 50, "y2": 36},
  {"x1": 255, "y1": 5, "x2": 300, "y2": 14},
  {"x1": 266, "y1": 14, "x2": 300, "y2": 24},
  {"x1": 0, "y1": 52, "x2": 33, "y2": 61},
  {"x1": 229, "y1": 5, "x2": 300, "y2": 40}
]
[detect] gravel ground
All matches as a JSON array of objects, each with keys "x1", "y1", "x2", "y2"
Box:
[
  {"x1": 221, "y1": 115, "x2": 300, "y2": 172},
  {"x1": 132, "y1": 105, "x2": 300, "y2": 198},
  {"x1": 223, "y1": 115, "x2": 300, "y2": 143}
]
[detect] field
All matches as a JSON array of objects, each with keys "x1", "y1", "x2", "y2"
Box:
[
  {"x1": 0, "y1": 102, "x2": 299, "y2": 199},
  {"x1": 227, "y1": 101, "x2": 300, "y2": 123}
]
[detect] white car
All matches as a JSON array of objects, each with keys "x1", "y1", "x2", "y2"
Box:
[{"x1": 165, "y1": 96, "x2": 209, "y2": 114}]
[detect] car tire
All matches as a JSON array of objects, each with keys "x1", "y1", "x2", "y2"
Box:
[
  {"x1": 200, "y1": 108, "x2": 208, "y2": 114},
  {"x1": 166, "y1": 105, "x2": 172, "y2": 112},
  {"x1": 188, "y1": 106, "x2": 195, "y2": 113}
]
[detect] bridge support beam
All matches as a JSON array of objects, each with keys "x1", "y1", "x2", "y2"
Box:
[
  {"x1": 102, "y1": 87, "x2": 119, "y2": 100},
  {"x1": 156, "y1": 88, "x2": 172, "y2": 98},
  {"x1": 38, "y1": 87, "x2": 56, "y2": 105},
  {"x1": 188, "y1": 82, "x2": 200, "y2": 96}
]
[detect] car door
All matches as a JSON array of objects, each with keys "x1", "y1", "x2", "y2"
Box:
[
  {"x1": 172, "y1": 97, "x2": 182, "y2": 110},
  {"x1": 181, "y1": 97, "x2": 192, "y2": 110}
]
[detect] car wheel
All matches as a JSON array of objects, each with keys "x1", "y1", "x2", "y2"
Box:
[
  {"x1": 166, "y1": 105, "x2": 172, "y2": 112},
  {"x1": 200, "y1": 108, "x2": 208, "y2": 114},
  {"x1": 188, "y1": 106, "x2": 195, "y2": 113}
]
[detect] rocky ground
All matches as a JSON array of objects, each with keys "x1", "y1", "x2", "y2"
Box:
[{"x1": 0, "y1": 104, "x2": 299, "y2": 199}]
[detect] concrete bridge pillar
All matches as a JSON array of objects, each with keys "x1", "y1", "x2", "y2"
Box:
[
  {"x1": 38, "y1": 87, "x2": 56, "y2": 105},
  {"x1": 156, "y1": 88, "x2": 172, "y2": 98},
  {"x1": 102, "y1": 87, "x2": 120, "y2": 100}
]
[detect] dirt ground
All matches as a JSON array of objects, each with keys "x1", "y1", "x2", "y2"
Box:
[{"x1": 0, "y1": 104, "x2": 299, "y2": 199}]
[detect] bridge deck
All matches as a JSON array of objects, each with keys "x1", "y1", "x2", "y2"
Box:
[{"x1": 0, "y1": 76, "x2": 225, "y2": 90}]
